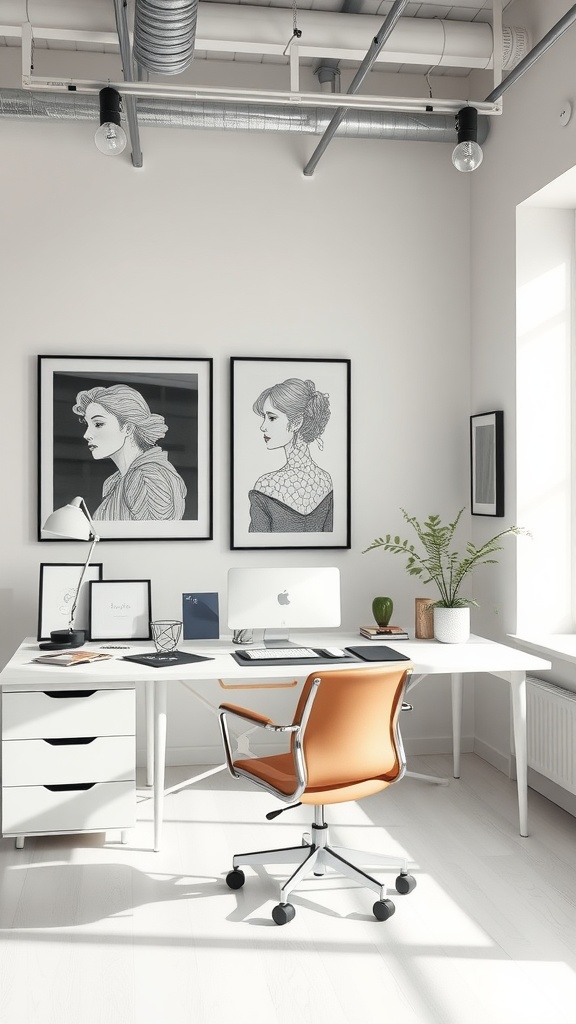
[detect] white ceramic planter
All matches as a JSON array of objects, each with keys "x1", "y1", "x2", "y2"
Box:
[{"x1": 433, "y1": 606, "x2": 470, "y2": 644}]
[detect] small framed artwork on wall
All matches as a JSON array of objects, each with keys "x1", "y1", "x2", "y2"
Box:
[
  {"x1": 230, "y1": 357, "x2": 351, "y2": 549},
  {"x1": 38, "y1": 355, "x2": 213, "y2": 541},
  {"x1": 89, "y1": 579, "x2": 152, "y2": 641},
  {"x1": 470, "y1": 410, "x2": 504, "y2": 517}
]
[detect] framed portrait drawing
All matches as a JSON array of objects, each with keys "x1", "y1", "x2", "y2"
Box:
[
  {"x1": 230, "y1": 357, "x2": 351, "y2": 549},
  {"x1": 37, "y1": 562, "x2": 103, "y2": 641},
  {"x1": 38, "y1": 355, "x2": 213, "y2": 541},
  {"x1": 470, "y1": 411, "x2": 504, "y2": 517},
  {"x1": 88, "y1": 579, "x2": 152, "y2": 641}
]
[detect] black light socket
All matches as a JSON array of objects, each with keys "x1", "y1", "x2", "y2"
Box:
[
  {"x1": 455, "y1": 106, "x2": 478, "y2": 144},
  {"x1": 99, "y1": 86, "x2": 122, "y2": 127}
]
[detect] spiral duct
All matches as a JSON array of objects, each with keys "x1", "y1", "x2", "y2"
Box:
[{"x1": 133, "y1": 0, "x2": 198, "y2": 75}]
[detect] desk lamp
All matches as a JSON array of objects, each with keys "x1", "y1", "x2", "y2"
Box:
[{"x1": 41, "y1": 496, "x2": 100, "y2": 650}]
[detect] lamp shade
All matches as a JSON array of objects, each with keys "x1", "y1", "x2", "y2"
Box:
[
  {"x1": 40, "y1": 497, "x2": 99, "y2": 648},
  {"x1": 42, "y1": 497, "x2": 93, "y2": 541}
]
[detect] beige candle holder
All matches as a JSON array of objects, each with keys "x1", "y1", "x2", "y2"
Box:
[{"x1": 414, "y1": 598, "x2": 434, "y2": 639}]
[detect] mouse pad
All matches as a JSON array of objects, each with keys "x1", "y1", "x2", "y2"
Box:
[{"x1": 345, "y1": 645, "x2": 411, "y2": 662}]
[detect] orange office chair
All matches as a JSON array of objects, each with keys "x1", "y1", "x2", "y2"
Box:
[{"x1": 218, "y1": 662, "x2": 416, "y2": 925}]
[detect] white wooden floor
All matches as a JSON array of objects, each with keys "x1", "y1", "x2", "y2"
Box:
[{"x1": 1, "y1": 753, "x2": 576, "y2": 1024}]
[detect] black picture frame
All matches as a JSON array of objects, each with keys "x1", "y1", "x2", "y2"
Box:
[
  {"x1": 88, "y1": 579, "x2": 152, "y2": 641},
  {"x1": 38, "y1": 355, "x2": 213, "y2": 541},
  {"x1": 230, "y1": 357, "x2": 351, "y2": 549},
  {"x1": 470, "y1": 410, "x2": 504, "y2": 517},
  {"x1": 37, "y1": 562, "x2": 104, "y2": 641}
]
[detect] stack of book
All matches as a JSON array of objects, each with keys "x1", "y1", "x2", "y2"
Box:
[{"x1": 359, "y1": 625, "x2": 410, "y2": 641}]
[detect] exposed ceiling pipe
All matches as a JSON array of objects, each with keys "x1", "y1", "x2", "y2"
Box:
[
  {"x1": 113, "y1": 0, "x2": 143, "y2": 168},
  {"x1": 304, "y1": 0, "x2": 409, "y2": 177},
  {"x1": 313, "y1": 0, "x2": 364, "y2": 93},
  {"x1": 485, "y1": 3, "x2": 576, "y2": 103},
  {"x1": 0, "y1": 3, "x2": 530, "y2": 71},
  {"x1": 0, "y1": 87, "x2": 489, "y2": 144},
  {"x1": 133, "y1": 0, "x2": 198, "y2": 75},
  {"x1": 316, "y1": 66, "x2": 340, "y2": 94}
]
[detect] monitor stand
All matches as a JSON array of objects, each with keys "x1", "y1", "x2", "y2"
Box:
[{"x1": 263, "y1": 629, "x2": 295, "y2": 648}]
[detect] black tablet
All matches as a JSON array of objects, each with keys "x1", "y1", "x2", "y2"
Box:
[{"x1": 345, "y1": 645, "x2": 411, "y2": 662}]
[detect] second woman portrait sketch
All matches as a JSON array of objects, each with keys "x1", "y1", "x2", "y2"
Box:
[
  {"x1": 249, "y1": 377, "x2": 333, "y2": 533},
  {"x1": 73, "y1": 384, "x2": 187, "y2": 521}
]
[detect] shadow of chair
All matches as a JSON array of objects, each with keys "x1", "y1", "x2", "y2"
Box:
[{"x1": 218, "y1": 662, "x2": 416, "y2": 925}]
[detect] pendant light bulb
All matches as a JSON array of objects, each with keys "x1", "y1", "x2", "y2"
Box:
[
  {"x1": 94, "y1": 121, "x2": 127, "y2": 156},
  {"x1": 95, "y1": 87, "x2": 127, "y2": 157},
  {"x1": 452, "y1": 140, "x2": 483, "y2": 172},
  {"x1": 452, "y1": 106, "x2": 483, "y2": 173}
]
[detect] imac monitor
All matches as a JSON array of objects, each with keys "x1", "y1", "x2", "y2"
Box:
[{"x1": 227, "y1": 566, "x2": 341, "y2": 642}]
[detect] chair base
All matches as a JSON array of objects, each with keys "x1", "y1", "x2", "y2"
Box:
[{"x1": 228, "y1": 808, "x2": 416, "y2": 919}]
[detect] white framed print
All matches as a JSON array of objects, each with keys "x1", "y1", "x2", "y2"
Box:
[
  {"x1": 37, "y1": 562, "x2": 104, "y2": 641},
  {"x1": 89, "y1": 579, "x2": 152, "y2": 641}
]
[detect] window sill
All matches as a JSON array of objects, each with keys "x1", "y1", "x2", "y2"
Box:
[{"x1": 508, "y1": 633, "x2": 576, "y2": 665}]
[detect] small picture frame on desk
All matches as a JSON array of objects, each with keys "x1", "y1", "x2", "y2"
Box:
[
  {"x1": 38, "y1": 562, "x2": 104, "y2": 642},
  {"x1": 89, "y1": 579, "x2": 152, "y2": 641},
  {"x1": 470, "y1": 410, "x2": 504, "y2": 517}
]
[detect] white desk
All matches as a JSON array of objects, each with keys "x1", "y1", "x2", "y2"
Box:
[{"x1": 0, "y1": 634, "x2": 551, "y2": 846}]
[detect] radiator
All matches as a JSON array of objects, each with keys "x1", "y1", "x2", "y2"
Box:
[{"x1": 527, "y1": 676, "x2": 576, "y2": 795}]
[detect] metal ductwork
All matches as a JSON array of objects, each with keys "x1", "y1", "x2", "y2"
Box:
[
  {"x1": 0, "y1": 88, "x2": 490, "y2": 144},
  {"x1": 0, "y1": 2, "x2": 530, "y2": 72},
  {"x1": 133, "y1": 0, "x2": 198, "y2": 75}
]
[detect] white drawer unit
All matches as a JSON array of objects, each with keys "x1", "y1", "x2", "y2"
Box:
[{"x1": 1, "y1": 682, "x2": 136, "y2": 849}]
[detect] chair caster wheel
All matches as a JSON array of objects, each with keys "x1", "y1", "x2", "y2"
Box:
[
  {"x1": 226, "y1": 869, "x2": 245, "y2": 890},
  {"x1": 373, "y1": 899, "x2": 396, "y2": 921},
  {"x1": 396, "y1": 873, "x2": 416, "y2": 895},
  {"x1": 272, "y1": 902, "x2": 296, "y2": 925}
]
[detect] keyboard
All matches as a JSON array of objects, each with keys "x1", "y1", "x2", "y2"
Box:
[{"x1": 240, "y1": 647, "x2": 319, "y2": 660}]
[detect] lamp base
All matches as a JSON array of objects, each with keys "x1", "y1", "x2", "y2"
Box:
[{"x1": 39, "y1": 629, "x2": 86, "y2": 651}]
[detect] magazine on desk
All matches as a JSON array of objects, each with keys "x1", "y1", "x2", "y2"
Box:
[{"x1": 32, "y1": 650, "x2": 113, "y2": 667}]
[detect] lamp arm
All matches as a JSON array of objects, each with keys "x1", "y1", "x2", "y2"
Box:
[
  {"x1": 67, "y1": 499, "x2": 100, "y2": 632},
  {"x1": 68, "y1": 536, "x2": 98, "y2": 631}
]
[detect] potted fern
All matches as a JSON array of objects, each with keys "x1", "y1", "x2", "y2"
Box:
[{"x1": 363, "y1": 508, "x2": 525, "y2": 643}]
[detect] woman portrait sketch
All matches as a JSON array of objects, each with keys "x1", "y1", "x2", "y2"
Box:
[
  {"x1": 249, "y1": 378, "x2": 333, "y2": 533},
  {"x1": 73, "y1": 384, "x2": 187, "y2": 521}
]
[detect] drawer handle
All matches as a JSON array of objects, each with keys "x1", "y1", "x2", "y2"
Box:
[
  {"x1": 44, "y1": 783, "x2": 96, "y2": 792},
  {"x1": 43, "y1": 737, "x2": 97, "y2": 746},
  {"x1": 43, "y1": 690, "x2": 97, "y2": 699}
]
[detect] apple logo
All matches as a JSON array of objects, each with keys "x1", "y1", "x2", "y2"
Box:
[{"x1": 277, "y1": 590, "x2": 290, "y2": 606}]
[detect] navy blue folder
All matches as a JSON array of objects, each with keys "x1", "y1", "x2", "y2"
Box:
[{"x1": 182, "y1": 592, "x2": 220, "y2": 640}]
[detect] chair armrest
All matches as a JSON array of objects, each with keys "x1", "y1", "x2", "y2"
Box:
[{"x1": 219, "y1": 702, "x2": 298, "y2": 733}]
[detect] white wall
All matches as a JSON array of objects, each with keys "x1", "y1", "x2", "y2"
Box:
[
  {"x1": 0, "y1": 65, "x2": 475, "y2": 762},
  {"x1": 471, "y1": 0, "x2": 576, "y2": 769}
]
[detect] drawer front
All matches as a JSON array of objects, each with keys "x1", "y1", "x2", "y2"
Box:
[
  {"x1": 2, "y1": 735, "x2": 135, "y2": 787},
  {"x1": 2, "y1": 688, "x2": 135, "y2": 740},
  {"x1": 2, "y1": 780, "x2": 135, "y2": 836}
]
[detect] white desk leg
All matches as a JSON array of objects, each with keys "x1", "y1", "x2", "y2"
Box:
[
  {"x1": 510, "y1": 671, "x2": 529, "y2": 838},
  {"x1": 451, "y1": 673, "x2": 463, "y2": 779},
  {"x1": 405, "y1": 672, "x2": 448, "y2": 786},
  {"x1": 145, "y1": 679, "x2": 154, "y2": 788},
  {"x1": 154, "y1": 679, "x2": 168, "y2": 852}
]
